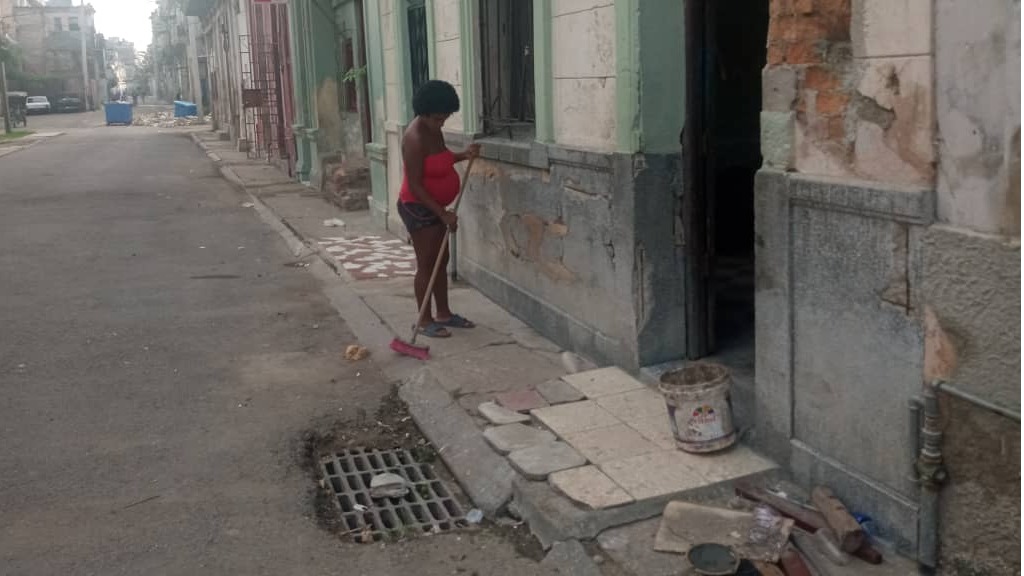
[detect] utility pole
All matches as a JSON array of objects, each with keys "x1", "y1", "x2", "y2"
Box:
[
  {"x1": 80, "y1": 0, "x2": 91, "y2": 109},
  {"x1": 1, "y1": 61, "x2": 12, "y2": 134}
]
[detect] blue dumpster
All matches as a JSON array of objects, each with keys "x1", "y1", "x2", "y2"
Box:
[
  {"x1": 174, "y1": 100, "x2": 198, "y2": 118},
  {"x1": 104, "y1": 101, "x2": 133, "y2": 125}
]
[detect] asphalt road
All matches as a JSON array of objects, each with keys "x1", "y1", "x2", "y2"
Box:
[{"x1": 0, "y1": 127, "x2": 552, "y2": 575}]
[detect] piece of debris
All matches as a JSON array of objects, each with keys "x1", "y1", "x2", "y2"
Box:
[
  {"x1": 464, "y1": 509, "x2": 484, "y2": 524},
  {"x1": 654, "y1": 501, "x2": 794, "y2": 563},
  {"x1": 791, "y1": 529, "x2": 834, "y2": 575},
  {"x1": 352, "y1": 503, "x2": 369, "y2": 512},
  {"x1": 241, "y1": 202, "x2": 255, "y2": 208},
  {"x1": 686, "y1": 542, "x2": 740, "y2": 575},
  {"x1": 560, "y1": 351, "x2": 582, "y2": 374},
  {"x1": 368, "y1": 472, "x2": 408, "y2": 499},
  {"x1": 344, "y1": 344, "x2": 370, "y2": 361},
  {"x1": 323, "y1": 218, "x2": 346, "y2": 228},
  {"x1": 811, "y1": 527, "x2": 852, "y2": 566},
  {"x1": 810, "y1": 486, "x2": 864, "y2": 553}
]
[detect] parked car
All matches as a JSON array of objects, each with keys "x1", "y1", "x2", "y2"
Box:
[
  {"x1": 26, "y1": 96, "x2": 51, "y2": 114},
  {"x1": 55, "y1": 97, "x2": 83, "y2": 113}
]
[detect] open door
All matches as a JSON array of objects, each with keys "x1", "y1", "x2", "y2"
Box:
[{"x1": 683, "y1": 0, "x2": 767, "y2": 360}]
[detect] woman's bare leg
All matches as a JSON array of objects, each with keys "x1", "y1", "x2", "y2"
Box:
[{"x1": 409, "y1": 224, "x2": 449, "y2": 332}]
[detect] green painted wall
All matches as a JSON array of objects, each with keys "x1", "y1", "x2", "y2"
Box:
[{"x1": 638, "y1": 2, "x2": 685, "y2": 154}]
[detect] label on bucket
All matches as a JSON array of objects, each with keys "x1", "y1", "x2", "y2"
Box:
[{"x1": 687, "y1": 404, "x2": 724, "y2": 437}]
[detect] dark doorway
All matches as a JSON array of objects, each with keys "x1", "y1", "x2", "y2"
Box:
[{"x1": 683, "y1": 0, "x2": 768, "y2": 360}]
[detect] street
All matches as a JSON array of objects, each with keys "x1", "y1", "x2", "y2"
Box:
[{"x1": 0, "y1": 125, "x2": 555, "y2": 575}]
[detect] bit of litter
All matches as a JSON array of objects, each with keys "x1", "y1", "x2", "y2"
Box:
[
  {"x1": 323, "y1": 218, "x2": 346, "y2": 228},
  {"x1": 369, "y1": 473, "x2": 408, "y2": 499},
  {"x1": 353, "y1": 503, "x2": 369, "y2": 512},
  {"x1": 199, "y1": 246, "x2": 206, "y2": 249},
  {"x1": 560, "y1": 351, "x2": 582, "y2": 374},
  {"x1": 241, "y1": 202, "x2": 255, "y2": 208},
  {"x1": 654, "y1": 501, "x2": 794, "y2": 563},
  {"x1": 345, "y1": 345, "x2": 371, "y2": 361},
  {"x1": 465, "y1": 509, "x2": 484, "y2": 524},
  {"x1": 133, "y1": 111, "x2": 211, "y2": 128}
]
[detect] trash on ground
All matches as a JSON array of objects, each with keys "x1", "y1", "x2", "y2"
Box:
[
  {"x1": 132, "y1": 111, "x2": 210, "y2": 128},
  {"x1": 352, "y1": 503, "x2": 369, "y2": 512},
  {"x1": 241, "y1": 202, "x2": 255, "y2": 208},
  {"x1": 560, "y1": 351, "x2": 582, "y2": 374},
  {"x1": 686, "y1": 542, "x2": 740, "y2": 575},
  {"x1": 323, "y1": 218, "x2": 346, "y2": 228},
  {"x1": 464, "y1": 509, "x2": 484, "y2": 524},
  {"x1": 368, "y1": 472, "x2": 408, "y2": 499},
  {"x1": 654, "y1": 501, "x2": 793, "y2": 563},
  {"x1": 345, "y1": 344, "x2": 370, "y2": 361},
  {"x1": 810, "y1": 486, "x2": 865, "y2": 553}
]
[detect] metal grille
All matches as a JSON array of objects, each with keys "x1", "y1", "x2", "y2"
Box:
[
  {"x1": 320, "y1": 448, "x2": 465, "y2": 542},
  {"x1": 239, "y1": 4, "x2": 290, "y2": 166},
  {"x1": 407, "y1": 0, "x2": 430, "y2": 96}
]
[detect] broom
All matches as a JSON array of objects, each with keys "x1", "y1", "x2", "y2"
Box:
[{"x1": 390, "y1": 155, "x2": 476, "y2": 360}]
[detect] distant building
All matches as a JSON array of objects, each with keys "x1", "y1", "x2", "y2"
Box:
[{"x1": 9, "y1": 0, "x2": 104, "y2": 106}]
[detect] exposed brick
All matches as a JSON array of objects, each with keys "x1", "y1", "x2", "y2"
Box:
[
  {"x1": 816, "y1": 90, "x2": 849, "y2": 116},
  {"x1": 827, "y1": 117, "x2": 847, "y2": 140},
  {"x1": 786, "y1": 40, "x2": 823, "y2": 64},
  {"x1": 768, "y1": 43, "x2": 787, "y2": 66},
  {"x1": 804, "y1": 66, "x2": 840, "y2": 92},
  {"x1": 794, "y1": 0, "x2": 814, "y2": 15}
]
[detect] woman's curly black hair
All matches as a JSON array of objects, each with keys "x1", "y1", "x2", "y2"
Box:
[{"x1": 412, "y1": 80, "x2": 460, "y2": 117}]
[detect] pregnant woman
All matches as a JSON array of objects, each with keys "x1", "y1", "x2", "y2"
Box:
[{"x1": 398, "y1": 80, "x2": 480, "y2": 338}]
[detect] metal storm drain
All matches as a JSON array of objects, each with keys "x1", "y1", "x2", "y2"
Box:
[{"x1": 320, "y1": 447, "x2": 465, "y2": 542}]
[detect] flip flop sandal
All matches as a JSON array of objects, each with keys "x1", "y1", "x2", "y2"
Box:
[
  {"x1": 438, "y1": 314, "x2": 475, "y2": 329},
  {"x1": 418, "y1": 322, "x2": 452, "y2": 338}
]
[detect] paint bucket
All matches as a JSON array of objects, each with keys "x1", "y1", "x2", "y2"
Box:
[{"x1": 658, "y1": 362, "x2": 737, "y2": 453}]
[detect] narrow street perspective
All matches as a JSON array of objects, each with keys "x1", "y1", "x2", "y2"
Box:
[{"x1": 1, "y1": 1, "x2": 1019, "y2": 575}]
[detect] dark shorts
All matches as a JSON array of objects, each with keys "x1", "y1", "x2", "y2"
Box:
[{"x1": 397, "y1": 201, "x2": 443, "y2": 232}]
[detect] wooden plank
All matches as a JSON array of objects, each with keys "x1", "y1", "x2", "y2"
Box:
[{"x1": 811, "y1": 486, "x2": 865, "y2": 553}]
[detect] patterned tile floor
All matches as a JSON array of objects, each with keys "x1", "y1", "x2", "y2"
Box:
[{"x1": 318, "y1": 235, "x2": 417, "y2": 280}]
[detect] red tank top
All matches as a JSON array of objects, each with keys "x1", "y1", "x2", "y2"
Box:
[{"x1": 399, "y1": 150, "x2": 460, "y2": 207}]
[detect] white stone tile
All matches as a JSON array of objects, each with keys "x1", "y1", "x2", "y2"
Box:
[
  {"x1": 598, "y1": 451, "x2": 708, "y2": 500},
  {"x1": 508, "y1": 441, "x2": 587, "y2": 480},
  {"x1": 594, "y1": 388, "x2": 666, "y2": 423},
  {"x1": 483, "y1": 424, "x2": 556, "y2": 454},
  {"x1": 691, "y1": 445, "x2": 777, "y2": 484},
  {"x1": 625, "y1": 416, "x2": 677, "y2": 450},
  {"x1": 562, "y1": 366, "x2": 645, "y2": 399},
  {"x1": 531, "y1": 400, "x2": 621, "y2": 436},
  {"x1": 549, "y1": 465, "x2": 634, "y2": 510},
  {"x1": 564, "y1": 424, "x2": 661, "y2": 464},
  {"x1": 478, "y1": 401, "x2": 531, "y2": 425}
]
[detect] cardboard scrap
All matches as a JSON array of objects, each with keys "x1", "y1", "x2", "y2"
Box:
[{"x1": 654, "y1": 501, "x2": 794, "y2": 563}]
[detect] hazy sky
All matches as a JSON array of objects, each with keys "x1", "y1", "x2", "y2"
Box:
[{"x1": 90, "y1": 0, "x2": 158, "y2": 51}]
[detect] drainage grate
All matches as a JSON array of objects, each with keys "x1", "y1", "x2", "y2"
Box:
[{"x1": 319, "y1": 448, "x2": 465, "y2": 541}]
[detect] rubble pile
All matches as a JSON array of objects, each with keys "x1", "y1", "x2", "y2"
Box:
[{"x1": 133, "y1": 112, "x2": 210, "y2": 128}]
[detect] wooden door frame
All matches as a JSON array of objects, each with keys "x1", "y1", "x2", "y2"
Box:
[{"x1": 682, "y1": 0, "x2": 711, "y2": 360}]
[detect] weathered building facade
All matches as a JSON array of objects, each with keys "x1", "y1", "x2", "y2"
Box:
[
  {"x1": 755, "y1": 0, "x2": 1019, "y2": 573},
  {"x1": 356, "y1": 0, "x2": 1019, "y2": 572}
]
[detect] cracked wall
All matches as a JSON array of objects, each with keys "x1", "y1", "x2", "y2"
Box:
[{"x1": 763, "y1": 0, "x2": 936, "y2": 185}]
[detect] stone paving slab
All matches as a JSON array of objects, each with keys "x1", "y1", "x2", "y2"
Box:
[
  {"x1": 532, "y1": 400, "x2": 620, "y2": 436},
  {"x1": 427, "y1": 343, "x2": 566, "y2": 395},
  {"x1": 495, "y1": 388, "x2": 549, "y2": 413},
  {"x1": 536, "y1": 378, "x2": 586, "y2": 405},
  {"x1": 483, "y1": 423, "x2": 556, "y2": 454},
  {"x1": 593, "y1": 387, "x2": 667, "y2": 422},
  {"x1": 598, "y1": 451, "x2": 712, "y2": 501},
  {"x1": 540, "y1": 540, "x2": 603, "y2": 576},
  {"x1": 563, "y1": 366, "x2": 646, "y2": 398},
  {"x1": 549, "y1": 465, "x2": 634, "y2": 510},
  {"x1": 479, "y1": 401, "x2": 531, "y2": 425},
  {"x1": 508, "y1": 442, "x2": 587, "y2": 480},
  {"x1": 563, "y1": 424, "x2": 661, "y2": 464}
]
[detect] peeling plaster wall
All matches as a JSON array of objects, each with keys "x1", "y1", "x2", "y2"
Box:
[
  {"x1": 758, "y1": 0, "x2": 1021, "y2": 564},
  {"x1": 935, "y1": 0, "x2": 1021, "y2": 236},
  {"x1": 551, "y1": 0, "x2": 616, "y2": 151}
]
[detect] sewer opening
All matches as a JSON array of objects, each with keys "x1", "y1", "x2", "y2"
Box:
[{"x1": 319, "y1": 447, "x2": 466, "y2": 542}]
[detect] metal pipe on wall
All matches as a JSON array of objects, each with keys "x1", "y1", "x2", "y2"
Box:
[{"x1": 916, "y1": 382, "x2": 947, "y2": 573}]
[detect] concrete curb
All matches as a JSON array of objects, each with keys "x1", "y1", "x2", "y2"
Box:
[{"x1": 399, "y1": 368, "x2": 518, "y2": 516}]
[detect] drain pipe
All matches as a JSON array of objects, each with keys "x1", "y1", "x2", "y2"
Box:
[{"x1": 915, "y1": 381, "x2": 948, "y2": 573}]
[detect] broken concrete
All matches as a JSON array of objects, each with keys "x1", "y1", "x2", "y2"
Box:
[
  {"x1": 483, "y1": 424, "x2": 556, "y2": 454},
  {"x1": 540, "y1": 540, "x2": 603, "y2": 576},
  {"x1": 508, "y1": 442, "x2": 587, "y2": 481},
  {"x1": 536, "y1": 378, "x2": 586, "y2": 405},
  {"x1": 479, "y1": 401, "x2": 532, "y2": 425}
]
